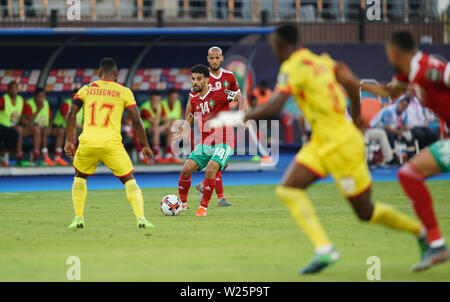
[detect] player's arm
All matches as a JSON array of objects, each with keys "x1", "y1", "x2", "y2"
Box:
[
  {"x1": 127, "y1": 105, "x2": 153, "y2": 162},
  {"x1": 244, "y1": 91, "x2": 290, "y2": 122},
  {"x1": 334, "y1": 61, "x2": 365, "y2": 128},
  {"x1": 64, "y1": 101, "x2": 81, "y2": 158},
  {"x1": 360, "y1": 81, "x2": 406, "y2": 98}
]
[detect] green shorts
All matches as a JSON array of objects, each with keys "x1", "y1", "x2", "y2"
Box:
[
  {"x1": 429, "y1": 139, "x2": 450, "y2": 172},
  {"x1": 188, "y1": 144, "x2": 234, "y2": 171}
]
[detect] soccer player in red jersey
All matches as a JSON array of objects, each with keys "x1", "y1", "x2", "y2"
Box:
[
  {"x1": 176, "y1": 64, "x2": 246, "y2": 216},
  {"x1": 191, "y1": 46, "x2": 245, "y2": 207},
  {"x1": 361, "y1": 31, "x2": 450, "y2": 271}
]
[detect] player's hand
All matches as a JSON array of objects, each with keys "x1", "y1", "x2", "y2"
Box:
[
  {"x1": 142, "y1": 146, "x2": 153, "y2": 163},
  {"x1": 225, "y1": 89, "x2": 238, "y2": 102},
  {"x1": 210, "y1": 111, "x2": 245, "y2": 128},
  {"x1": 64, "y1": 141, "x2": 76, "y2": 159},
  {"x1": 353, "y1": 116, "x2": 365, "y2": 132}
]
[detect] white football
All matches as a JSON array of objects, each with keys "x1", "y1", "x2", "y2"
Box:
[{"x1": 160, "y1": 195, "x2": 182, "y2": 216}]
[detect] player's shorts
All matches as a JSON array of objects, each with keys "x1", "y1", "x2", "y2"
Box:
[
  {"x1": 296, "y1": 126, "x2": 372, "y2": 198},
  {"x1": 73, "y1": 143, "x2": 134, "y2": 178},
  {"x1": 188, "y1": 143, "x2": 233, "y2": 171},
  {"x1": 429, "y1": 139, "x2": 450, "y2": 172}
]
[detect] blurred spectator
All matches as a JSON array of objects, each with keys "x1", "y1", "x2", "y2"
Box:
[
  {"x1": 139, "y1": 91, "x2": 166, "y2": 163},
  {"x1": 0, "y1": 81, "x2": 23, "y2": 166},
  {"x1": 51, "y1": 89, "x2": 84, "y2": 166},
  {"x1": 403, "y1": 88, "x2": 439, "y2": 149},
  {"x1": 252, "y1": 81, "x2": 272, "y2": 107},
  {"x1": 364, "y1": 128, "x2": 395, "y2": 165},
  {"x1": 22, "y1": 87, "x2": 57, "y2": 166},
  {"x1": 161, "y1": 88, "x2": 183, "y2": 163},
  {"x1": 369, "y1": 97, "x2": 412, "y2": 148},
  {"x1": 23, "y1": 88, "x2": 68, "y2": 166}
]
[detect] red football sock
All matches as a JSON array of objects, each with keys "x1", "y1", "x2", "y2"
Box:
[
  {"x1": 55, "y1": 148, "x2": 62, "y2": 159},
  {"x1": 153, "y1": 144, "x2": 160, "y2": 157},
  {"x1": 215, "y1": 171, "x2": 224, "y2": 199},
  {"x1": 201, "y1": 177, "x2": 216, "y2": 208},
  {"x1": 178, "y1": 174, "x2": 191, "y2": 203},
  {"x1": 33, "y1": 150, "x2": 40, "y2": 160},
  {"x1": 398, "y1": 163, "x2": 442, "y2": 244},
  {"x1": 16, "y1": 151, "x2": 23, "y2": 161}
]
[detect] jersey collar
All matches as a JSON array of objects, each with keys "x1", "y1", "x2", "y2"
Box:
[
  {"x1": 209, "y1": 68, "x2": 223, "y2": 80},
  {"x1": 409, "y1": 51, "x2": 423, "y2": 82},
  {"x1": 199, "y1": 87, "x2": 211, "y2": 100}
]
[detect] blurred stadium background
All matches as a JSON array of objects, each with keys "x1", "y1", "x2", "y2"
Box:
[{"x1": 0, "y1": 0, "x2": 449, "y2": 176}]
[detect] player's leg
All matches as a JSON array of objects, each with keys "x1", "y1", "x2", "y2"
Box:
[
  {"x1": 101, "y1": 144, "x2": 155, "y2": 228},
  {"x1": 118, "y1": 173, "x2": 155, "y2": 229},
  {"x1": 51, "y1": 127, "x2": 68, "y2": 166},
  {"x1": 196, "y1": 144, "x2": 234, "y2": 216},
  {"x1": 21, "y1": 126, "x2": 41, "y2": 165},
  {"x1": 397, "y1": 141, "x2": 450, "y2": 271},
  {"x1": 275, "y1": 156, "x2": 338, "y2": 274},
  {"x1": 151, "y1": 125, "x2": 163, "y2": 162},
  {"x1": 179, "y1": 159, "x2": 200, "y2": 211},
  {"x1": 195, "y1": 163, "x2": 230, "y2": 206},
  {"x1": 331, "y1": 130, "x2": 425, "y2": 267},
  {"x1": 181, "y1": 144, "x2": 208, "y2": 211},
  {"x1": 214, "y1": 170, "x2": 231, "y2": 206},
  {"x1": 68, "y1": 169, "x2": 89, "y2": 230},
  {"x1": 41, "y1": 127, "x2": 54, "y2": 166},
  {"x1": 196, "y1": 160, "x2": 221, "y2": 216}
]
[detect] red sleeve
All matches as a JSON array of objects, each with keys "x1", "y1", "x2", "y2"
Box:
[
  {"x1": 59, "y1": 102, "x2": 70, "y2": 117},
  {"x1": 141, "y1": 109, "x2": 150, "y2": 119},
  {"x1": 49, "y1": 107, "x2": 52, "y2": 119},
  {"x1": 230, "y1": 74, "x2": 240, "y2": 92},
  {"x1": 22, "y1": 104, "x2": 32, "y2": 116},
  {"x1": 0, "y1": 97, "x2": 4, "y2": 111},
  {"x1": 416, "y1": 58, "x2": 449, "y2": 87}
]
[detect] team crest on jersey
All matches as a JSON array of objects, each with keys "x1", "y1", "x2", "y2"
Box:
[
  {"x1": 425, "y1": 68, "x2": 442, "y2": 83},
  {"x1": 223, "y1": 80, "x2": 230, "y2": 88},
  {"x1": 208, "y1": 99, "x2": 215, "y2": 108}
]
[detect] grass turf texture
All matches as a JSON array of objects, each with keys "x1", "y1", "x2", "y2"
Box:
[{"x1": 0, "y1": 181, "x2": 449, "y2": 282}]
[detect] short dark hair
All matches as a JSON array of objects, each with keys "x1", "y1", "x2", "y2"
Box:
[
  {"x1": 8, "y1": 80, "x2": 17, "y2": 87},
  {"x1": 99, "y1": 57, "x2": 117, "y2": 74},
  {"x1": 274, "y1": 24, "x2": 300, "y2": 46},
  {"x1": 389, "y1": 31, "x2": 416, "y2": 52},
  {"x1": 191, "y1": 64, "x2": 209, "y2": 78},
  {"x1": 34, "y1": 87, "x2": 45, "y2": 96},
  {"x1": 71, "y1": 88, "x2": 79, "y2": 95},
  {"x1": 167, "y1": 88, "x2": 178, "y2": 95},
  {"x1": 151, "y1": 91, "x2": 162, "y2": 98}
]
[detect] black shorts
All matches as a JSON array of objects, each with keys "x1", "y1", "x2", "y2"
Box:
[{"x1": 0, "y1": 125, "x2": 19, "y2": 151}]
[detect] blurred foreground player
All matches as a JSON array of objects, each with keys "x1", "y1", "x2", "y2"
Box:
[
  {"x1": 64, "y1": 58, "x2": 155, "y2": 229},
  {"x1": 212, "y1": 24, "x2": 425, "y2": 274},
  {"x1": 361, "y1": 31, "x2": 450, "y2": 271}
]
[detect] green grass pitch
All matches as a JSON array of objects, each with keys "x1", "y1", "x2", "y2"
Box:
[{"x1": 0, "y1": 181, "x2": 449, "y2": 282}]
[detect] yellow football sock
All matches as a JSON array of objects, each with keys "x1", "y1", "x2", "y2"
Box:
[
  {"x1": 72, "y1": 177, "x2": 87, "y2": 217},
  {"x1": 125, "y1": 179, "x2": 144, "y2": 218},
  {"x1": 275, "y1": 185, "x2": 332, "y2": 249},
  {"x1": 370, "y1": 202, "x2": 422, "y2": 236}
]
